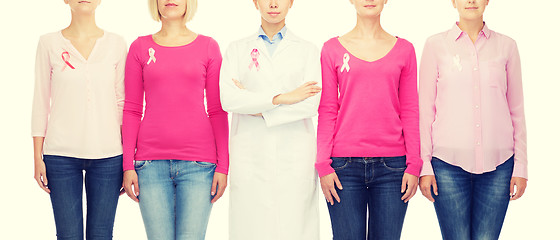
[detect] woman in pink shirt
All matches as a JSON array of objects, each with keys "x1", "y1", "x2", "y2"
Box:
[
  {"x1": 317, "y1": 0, "x2": 421, "y2": 239},
  {"x1": 121, "y1": 0, "x2": 229, "y2": 239},
  {"x1": 418, "y1": 0, "x2": 528, "y2": 239},
  {"x1": 31, "y1": 0, "x2": 126, "y2": 239}
]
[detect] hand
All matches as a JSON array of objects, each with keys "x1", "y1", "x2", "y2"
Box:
[
  {"x1": 273, "y1": 81, "x2": 321, "y2": 105},
  {"x1": 401, "y1": 173, "x2": 418, "y2": 203},
  {"x1": 34, "y1": 157, "x2": 50, "y2": 194},
  {"x1": 419, "y1": 175, "x2": 438, "y2": 202},
  {"x1": 211, "y1": 172, "x2": 227, "y2": 203},
  {"x1": 123, "y1": 170, "x2": 140, "y2": 202},
  {"x1": 510, "y1": 177, "x2": 527, "y2": 201},
  {"x1": 320, "y1": 172, "x2": 343, "y2": 205},
  {"x1": 232, "y1": 79, "x2": 245, "y2": 89}
]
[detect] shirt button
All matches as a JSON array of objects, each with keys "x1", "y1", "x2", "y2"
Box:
[
  {"x1": 476, "y1": 142, "x2": 481, "y2": 145},
  {"x1": 475, "y1": 105, "x2": 480, "y2": 109},
  {"x1": 476, "y1": 124, "x2": 480, "y2": 127},
  {"x1": 473, "y1": 67, "x2": 478, "y2": 71}
]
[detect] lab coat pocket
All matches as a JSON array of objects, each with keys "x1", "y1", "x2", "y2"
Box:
[{"x1": 280, "y1": 130, "x2": 317, "y2": 181}]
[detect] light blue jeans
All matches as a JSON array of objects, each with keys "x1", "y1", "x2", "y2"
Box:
[{"x1": 135, "y1": 160, "x2": 216, "y2": 240}]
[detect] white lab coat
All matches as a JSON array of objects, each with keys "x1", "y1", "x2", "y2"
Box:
[{"x1": 220, "y1": 29, "x2": 320, "y2": 240}]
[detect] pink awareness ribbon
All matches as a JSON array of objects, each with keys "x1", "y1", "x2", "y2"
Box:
[
  {"x1": 248, "y1": 49, "x2": 260, "y2": 71},
  {"x1": 61, "y1": 51, "x2": 75, "y2": 71},
  {"x1": 147, "y1": 48, "x2": 156, "y2": 65},
  {"x1": 340, "y1": 53, "x2": 350, "y2": 73}
]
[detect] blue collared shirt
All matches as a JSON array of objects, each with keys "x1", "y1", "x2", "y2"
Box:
[{"x1": 258, "y1": 26, "x2": 287, "y2": 55}]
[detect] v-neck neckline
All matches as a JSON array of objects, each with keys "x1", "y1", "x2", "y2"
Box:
[{"x1": 59, "y1": 30, "x2": 106, "y2": 62}]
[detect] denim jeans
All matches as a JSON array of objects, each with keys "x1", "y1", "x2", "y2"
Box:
[
  {"x1": 327, "y1": 156, "x2": 408, "y2": 240},
  {"x1": 431, "y1": 156, "x2": 514, "y2": 240},
  {"x1": 43, "y1": 155, "x2": 123, "y2": 240},
  {"x1": 135, "y1": 160, "x2": 216, "y2": 240}
]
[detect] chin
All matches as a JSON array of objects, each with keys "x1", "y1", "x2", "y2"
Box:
[
  {"x1": 73, "y1": 8, "x2": 96, "y2": 14},
  {"x1": 460, "y1": 13, "x2": 484, "y2": 20},
  {"x1": 264, "y1": 17, "x2": 286, "y2": 24},
  {"x1": 161, "y1": 13, "x2": 186, "y2": 20},
  {"x1": 358, "y1": 12, "x2": 381, "y2": 18}
]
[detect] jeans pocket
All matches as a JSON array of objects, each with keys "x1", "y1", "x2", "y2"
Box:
[
  {"x1": 134, "y1": 160, "x2": 151, "y2": 171},
  {"x1": 382, "y1": 156, "x2": 407, "y2": 171},
  {"x1": 331, "y1": 157, "x2": 349, "y2": 171},
  {"x1": 193, "y1": 161, "x2": 216, "y2": 168}
]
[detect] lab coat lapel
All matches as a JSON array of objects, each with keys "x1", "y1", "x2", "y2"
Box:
[
  {"x1": 271, "y1": 29, "x2": 295, "y2": 59},
  {"x1": 253, "y1": 37, "x2": 272, "y2": 62}
]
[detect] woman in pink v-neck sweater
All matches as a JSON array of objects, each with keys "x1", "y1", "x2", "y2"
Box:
[
  {"x1": 316, "y1": 37, "x2": 421, "y2": 177},
  {"x1": 316, "y1": 35, "x2": 421, "y2": 239},
  {"x1": 315, "y1": 2, "x2": 421, "y2": 238}
]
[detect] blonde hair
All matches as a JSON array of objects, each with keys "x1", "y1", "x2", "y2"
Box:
[{"x1": 148, "y1": 0, "x2": 197, "y2": 22}]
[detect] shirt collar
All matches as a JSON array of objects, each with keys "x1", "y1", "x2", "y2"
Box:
[
  {"x1": 450, "y1": 22, "x2": 491, "y2": 41},
  {"x1": 258, "y1": 25, "x2": 287, "y2": 43}
]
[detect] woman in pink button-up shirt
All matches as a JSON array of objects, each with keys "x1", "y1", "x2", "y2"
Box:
[{"x1": 419, "y1": 0, "x2": 528, "y2": 239}]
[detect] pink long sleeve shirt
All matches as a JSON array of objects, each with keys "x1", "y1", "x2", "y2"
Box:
[
  {"x1": 316, "y1": 37, "x2": 422, "y2": 177},
  {"x1": 122, "y1": 35, "x2": 229, "y2": 173},
  {"x1": 419, "y1": 23, "x2": 527, "y2": 179}
]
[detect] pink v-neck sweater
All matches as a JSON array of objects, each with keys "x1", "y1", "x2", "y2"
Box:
[
  {"x1": 316, "y1": 37, "x2": 422, "y2": 177},
  {"x1": 122, "y1": 35, "x2": 229, "y2": 174}
]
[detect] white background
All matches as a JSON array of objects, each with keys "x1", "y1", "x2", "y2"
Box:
[{"x1": 1, "y1": 0, "x2": 559, "y2": 239}]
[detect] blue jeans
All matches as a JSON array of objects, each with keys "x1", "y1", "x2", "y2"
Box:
[
  {"x1": 43, "y1": 155, "x2": 123, "y2": 240},
  {"x1": 135, "y1": 160, "x2": 216, "y2": 240},
  {"x1": 431, "y1": 156, "x2": 514, "y2": 240},
  {"x1": 327, "y1": 156, "x2": 408, "y2": 240}
]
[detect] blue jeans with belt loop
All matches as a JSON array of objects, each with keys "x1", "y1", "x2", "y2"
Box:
[
  {"x1": 327, "y1": 156, "x2": 409, "y2": 240},
  {"x1": 431, "y1": 156, "x2": 514, "y2": 240},
  {"x1": 43, "y1": 154, "x2": 123, "y2": 240}
]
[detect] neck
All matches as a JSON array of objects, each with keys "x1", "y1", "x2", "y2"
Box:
[
  {"x1": 261, "y1": 19, "x2": 285, "y2": 39},
  {"x1": 352, "y1": 15, "x2": 385, "y2": 39},
  {"x1": 457, "y1": 17, "x2": 484, "y2": 43},
  {"x1": 66, "y1": 11, "x2": 100, "y2": 36},
  {"x1": 159, "y1": 18, "x2": 189, "y2": 36}
]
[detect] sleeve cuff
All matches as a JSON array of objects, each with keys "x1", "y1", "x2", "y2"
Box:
[
  {"x1": 405, "y1": 160, "x2": 422, "y2": 177},
  {"x1": 420, "y1": 159, "x2": 435, "y2": 176},
  {"x1": 315, "y1": 160, "x2": 335, "y2": 177},
  {"x1": 215, "y1": 166, "x2": 229, "y2": 175},
  {"x1": 512, "y1": 163, "x2": 528, "y2": 180},
  {"x1": 123, "y1": 155, "x2": 134, "y2": 171},
  {"x1": 31, "y1": 132, "x2": 46, "y2": 137}
]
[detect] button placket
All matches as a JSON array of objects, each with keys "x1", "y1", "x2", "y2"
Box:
[
  {"x1": 85, "y1": 63, "x2": 92, "y2": 106},
  {"x1": 472, "y1": 40, "x2": 483, "y2": 171}
]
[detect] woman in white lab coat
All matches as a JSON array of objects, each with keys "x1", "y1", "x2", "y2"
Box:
[{"x1": 219, "y1": 0, "x2": 321, "y2": 239}]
